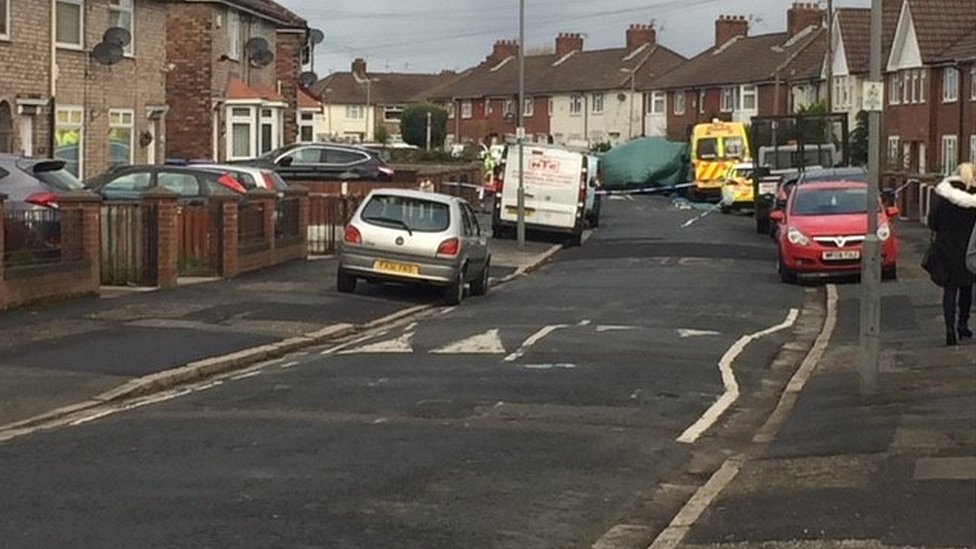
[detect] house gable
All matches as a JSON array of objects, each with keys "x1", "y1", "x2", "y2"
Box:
[
  {"x1": 828, "y1": 16, "x2": 850, "y2": 78},
  {"x1": 886, "y1": 0, "x2": 923, "y2": 71}
]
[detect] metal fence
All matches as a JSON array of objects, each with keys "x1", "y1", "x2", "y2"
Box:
[
  {"x1": 275, "y1": 197, "x2": 301, "y2": 241},
  {"x1": 307, "y1": 194, "x2": 361, "y2": 255},
  {"x1": 3, "y1": 208, "x2": 83, "y2": 268},
  {"x1": 238, "y1": 201, "x2": 267, "y2": 253}
]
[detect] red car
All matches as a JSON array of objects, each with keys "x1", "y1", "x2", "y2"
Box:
[{"x1": 771, "y1": 181, "x2": 900, "y2": 283}]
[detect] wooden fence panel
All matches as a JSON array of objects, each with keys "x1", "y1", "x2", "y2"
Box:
[
  {"x1": 178, "y1": 204, "x2": 219, "y2": 277},
  {"x1": 100, "y1": 203, "x2": 144, "y2": 285}
]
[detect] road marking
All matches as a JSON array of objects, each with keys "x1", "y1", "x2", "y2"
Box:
[
  {"x1": 753, "y1": 284, "x2": 838, "y2": 443},
  {"x1": 677, "y1": 329, "x2": 722, "y2": 338},
  {"x1": 596, "y1": 325, "x2": 639, "y2": 332},
  {"x1": 430, "y1": 329, "x2": 507, "y2": 354},
  {"x1": 578, "y1": 319, "x2": 592, "y2": 326},
  {"x1": 321, "y1": 331, "x2": 389, "y2": 355},
  {"x1": 339, "y1": 332, "x2": 415, "y2": 354},
  {"x1": 230, "y1": 370, "x2": 262, "y2": 381},
  {"x1": 522, "y1": 363, "x2": 576, "y2": 370},
  {"x1": 677, "y1": 308, "x2": 800, "y2": 444},
  {"x1": 504, "y1": 324, "x2": 569, "y2": 362},
  {"x1": 646, "y1": 457, "x2": 744, "y2": 549},
  {"x1": 280, "y1": 361, "x2": 300, "y2": 369}
]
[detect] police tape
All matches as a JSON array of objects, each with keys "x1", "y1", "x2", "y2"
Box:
[{"x1": 595, "y1": 182, "x2": 698, "y2": 196}]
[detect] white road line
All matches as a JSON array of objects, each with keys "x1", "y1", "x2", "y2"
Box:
[
  {"x1": 578, "y1": 319, "x2": 592, "y2": 326},
  {"x1": 504, "y1": 324, "x2": 569, "y2": 362},
  {"x1": 230, "y1": 370, "x2": 263, "y2": 381},
  {"x1": 676, "y1": 308, "x2": 800, "y2": 444},
  {"x1": 321, "y1": 331, "x2": 389, "y2": 355},
  {"x1": 339, "y1": 332, "x2": 415, "y2": 354},
  {"x1": 280, "y1": 361, "x2": 300, "y2": 369},
  {"x1": 523, "y1": 363, "x2": 576, "y2": 370},
  {"x1": 678, "y1": 329, "x2": 722, "y2": 338},
  {"x1": 430, "y1": 329, "x2": 507, "y2": 354},
  {"x1": 596, "y1": 325, "x2": 639, "y2": 332},
  {"x1": 753, "y1": 284, "x2": 838, "y2": 443}
]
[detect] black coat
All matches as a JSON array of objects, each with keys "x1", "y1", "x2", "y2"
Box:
[{"x1": 928, "y1": 179, "x2": 976, "y2": 287}]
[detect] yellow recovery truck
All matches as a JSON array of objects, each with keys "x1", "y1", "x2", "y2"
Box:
[{"x1": 689, "y1": 119, "x2": 751, "y2": 199}]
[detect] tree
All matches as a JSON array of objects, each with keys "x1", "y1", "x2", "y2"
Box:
[
  {"x1": 400, "y1": 103, "x2": 448, "y2": 149},
  {"x1": 850, "y1": 110, "x2": 869, "y2": 167},
  {"x1": 374, "y1": 124, "x2": 390, "y2": 145}
]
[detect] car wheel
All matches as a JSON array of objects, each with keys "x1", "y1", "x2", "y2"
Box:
[
  {"x1": 470, "y1": 259, "x2": 490, "y2": 296},
  {"x1": 444, "y1": 269, "x2": 464, "y2": 305},
  {"x1": 882, "y1": 265, "x2": 898, "y2": 281},
  {"x1": 720, "y1": 204, "x2": 731, "y2": 214},
  {"x1": 336, "y1": 268, "x2": 357, "y2": 293},
  {"x1": 778, "y1": 255, "x2": 797, "y2": 284}
]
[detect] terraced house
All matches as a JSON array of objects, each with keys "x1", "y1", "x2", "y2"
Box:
[{"x1": 0, "y1": 0, "x2": 168, "y2": 178}]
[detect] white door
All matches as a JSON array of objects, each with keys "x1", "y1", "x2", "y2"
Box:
[{"x1": 20, "y1": 116, "x2": 33, "y2": 157}]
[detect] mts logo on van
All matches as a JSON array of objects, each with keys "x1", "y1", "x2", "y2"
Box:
[{"x1": 529, "y1": 158, "x2": 561, "y2": 172}]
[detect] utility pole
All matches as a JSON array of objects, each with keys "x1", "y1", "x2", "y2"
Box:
[
  {"x1": 825, "y1": 0, "x2": 833, "y2": 113},
  {"x1": 858, "y1": 0, "x2": 883, "y2": 396},
  {"x1": 425, "y1": 111, "x2": 432, "y2": 151},
  {"x1": 516, "y1": 0, "x2": 526, "y2": 250}
]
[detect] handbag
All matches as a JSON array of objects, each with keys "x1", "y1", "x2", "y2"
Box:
[{"x1": 922, "y1": 237, "x2": 948, "y2": 287}]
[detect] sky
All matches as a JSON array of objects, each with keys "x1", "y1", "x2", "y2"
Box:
[{"x1": 278, "y1": 0, "x2": 871, "y2": 77}]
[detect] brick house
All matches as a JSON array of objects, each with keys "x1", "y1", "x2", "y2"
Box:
[
  {"x1": 0, "y1": 0, "x2": 168, "y2": 178},
  {"x1": 429, "y1": 25, "x2": 685, "y2": 148},
  {"x1": 883, "y1": 0, "x2": 976, "y2": 175},
  {"x1": 642, "y1": 4, "x2": 826, "y2": 142},
  {"x1": 309, "y1": 58, "x2": 458, "y2": 143},
  {"x1": 165, "y1": 0, "x2": 308, "y2": 162}
]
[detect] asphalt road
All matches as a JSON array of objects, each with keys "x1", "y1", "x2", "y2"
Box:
[{"x1": 0, "y1": 196, "x2": 806, "y2": 548}]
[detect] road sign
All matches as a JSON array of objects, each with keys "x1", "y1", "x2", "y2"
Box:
[{"x1": 862, "y1": 81, "x2": 884, "y2": 112}]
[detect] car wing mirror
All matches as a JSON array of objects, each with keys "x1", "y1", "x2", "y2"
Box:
[
  {"x1": 885, "y1": 206, "x2": 900, "y2": 219},
  {"x1": 770, "y1": 211, "x2": 786, "y2": 223}
]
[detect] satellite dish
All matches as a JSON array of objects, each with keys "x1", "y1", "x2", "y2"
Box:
[
  {"x1": 617, "y1": 93, "x2": 627, "y2": 102},
  {"x1": 92, "y1": 42, "x2": 124, "y2": 65},
  {"x1": 245, "y1": 37, "x2": 270, "y2": 57},
  {"x1": 308, "y1": 29, "x2": 325, "y2": 45},
  {"x1": 250, "y1": 48, "x2": 274, "y2": 68},
  {"x1": 298, "y1": 71, "x2": 318, "y2": 88},
  {"x1": 103, "y1": 26, "x2": 131, "y2": 47}
]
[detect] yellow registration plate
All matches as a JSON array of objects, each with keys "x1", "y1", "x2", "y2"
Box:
[
  {"x1": 506, "y1": 206, "x2": 535, "y2": 217},
  {"x1": 374, "y1": 260, "x2": 420, "y2": 276}
]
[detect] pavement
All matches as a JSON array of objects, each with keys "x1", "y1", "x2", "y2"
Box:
[
  {"x1": 0, "y1": 235, "x2": 560, "y2": 430},
  {"x1": 677, "y1": 220, "x2": 976, "y2": 549}
]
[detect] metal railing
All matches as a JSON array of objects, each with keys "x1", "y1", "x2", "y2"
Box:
[
  {"x1": 238, "y1": 201, "x2": 267, "y2": 253},
  {"x1": 3, "y1": 208, "x2": 83, "y2": 268}
]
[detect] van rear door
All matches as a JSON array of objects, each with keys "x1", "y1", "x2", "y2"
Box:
[{"x1": 500, "y1": 146, "x2": 583, "y2": 231}]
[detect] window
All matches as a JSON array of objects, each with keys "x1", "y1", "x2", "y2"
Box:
[
  {"x1": 259, "y1": 108, "x2": 278, "y2": 155},
  {"x1": 503, "y1": 99, "x2": 514, "y2": 117},
  {"x1": 909, "y1": 70, "x2": 919, "y2": 104},
  {"x1": 227, "y1": 9, "x2": 241, "y2": 61},
  {"x1": 323, "y1": 148, "x2": 365, "y2": 164},
  {"x1": 447, "y1": 102, "x2": 455, "y2": 119},
  {"x1": 569, "y1": 94, "x2": 583, "y2": 116},
  {"x1": 1, "y1": 0, "x2": 9, "y2": 40},
  {"x1": 941, "y1": 135, "x2": 958, "y2": 174},
  {"x1": 108, "y1": 109, "x2": 134, "y2": 169},
  {"x1": 887, "y1": 136, "x2": 900, "y2": 169},
  {"x1": 461, "y1": 100, "x2": 472, "y2": 119},
  {"x1": 523, "y1": 97, "x2": 534, "y2": 117},
  {"x1": 592, "y1": 93, "x2": 605, "y2": 114},
  {"x1": 673, "y1": 91, "x2": 686, "y2": 115},
  {"x1": 920, "y1": 69, "x2": 927, "y2": 103},
  {"x1": 228, "y1": 106, "x2": 253, "y2": 160},
  {"x1": 56, "y1": 0, "x2": 84, "y2": 48},
  {"x1": 299, "y1": 112, "x2": 314, "y2": 142},
  {"x1": 55, "y1": 107, "x2": 83, "y2": 177},
  {"x1": 888, "y1": 72, "x2": 901, "y2": 105},
  {"x1": 109, "y1": 0, "x2": 134, "y2": 56},
  {"x1": 698, "y1": 90, "x2": 705, "y2": 114},
  {"x1": 740, "y1": 85, "x2": 757, "y2": 111},
  {"x1": 285, "y1": 147, "x2": 323, "y2": 164},
  {"x1": 971, "y1": 66, "x2": 976, "y2": 100},
  {"x1": 649, "y1": 91, "x2": 665, "y2": 114},
  {"x1": 102, "y1": 171, "x2": 151, "y2": 200},
  {"x1": 720, "y1": 86, "x2": 736, "y2": 112},
  {"x1": 943, "y1": 68, "x2": 959, "y2": 102},
  {"x1": 384, "y1": 105, "x2": 404, "y2": 121},
  {"x1": 345, "y1": 105, "x2": 364, "y2": 119},
  {"x1": 158, "y1": 172, "x2": 200, "y2": 197}
]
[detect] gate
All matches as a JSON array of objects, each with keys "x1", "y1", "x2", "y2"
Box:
[
  {"x1": 178, "y1": 204, "x2": 220, "y2": 277},
  {"x1": 308, "y1": 195, "x2": 361, "y2": 255},
  {"x1": 100, "y1": 202, "x2": 145, "y2": 285}
]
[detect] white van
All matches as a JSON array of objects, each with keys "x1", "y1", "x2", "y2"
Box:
[{"x1": 492, "y1": 144, "x2": 587, "y2": 246}]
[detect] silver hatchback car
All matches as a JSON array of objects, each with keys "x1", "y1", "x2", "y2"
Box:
[{"x1": 337, "y1": 189, "x2": 491, "y2": 305}]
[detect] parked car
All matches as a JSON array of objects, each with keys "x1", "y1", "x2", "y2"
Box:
[
  {"x1": 772, "y1": 180, "x2": 899, "y2": 283},
  {"x1": 249, "y1": 143, "x2": 394, "y2": 181},
  {"x1": 762, "y1": 166, "x2": 870, "y2": 238},
  {"x1": 337, "y1": 188, "x2": 490, "y2": 305},
  {"x1": 194, "y1": 164, "x2": 288, "y2": 194},
  {"x1": 85, "y1": 165, "x2": 247, "y2": 202},
  {"x1": 0, "y1": 154, "x2": 85, "y2": 210}
]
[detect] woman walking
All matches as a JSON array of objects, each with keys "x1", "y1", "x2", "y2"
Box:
[{"x1": 928, "y1": 162, "x2": 976, "y2": 346}]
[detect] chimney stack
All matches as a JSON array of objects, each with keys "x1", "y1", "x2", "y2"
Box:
[
  {"x1": 715, "y1": 15, "x2": 749, "y2": 47},
  {"x1": 555, "y1": 33, "x2": 584, "y2": 57},
  {"x1": 787, "y1": 2, "x2": 825, "y2": 37},
  {"x1": 351, "y1": 58, "x2": 367, "y2": 79},
  {"x1": 487, "y1": 40, "x2": 519, "y2": 65},
  {"x1": 626, "y1": 24, "x2": 656, "y2": 50}
]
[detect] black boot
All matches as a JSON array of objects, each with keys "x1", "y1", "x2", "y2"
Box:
[
  {"x1": 959, "y1": 325, "x2": 974, "y2": 340},
  {"x1": 947, "y1": 330, "x2": 958, "y2": 346}
]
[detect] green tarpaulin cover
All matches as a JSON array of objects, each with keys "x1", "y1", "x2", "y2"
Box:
[{"x1": 601, "y1": 137, "x2": 689, "y2": 190}]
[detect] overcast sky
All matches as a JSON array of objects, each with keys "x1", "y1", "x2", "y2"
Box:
[{"x1": 278, "y1": 0, "x2": 870, "y2": 77}]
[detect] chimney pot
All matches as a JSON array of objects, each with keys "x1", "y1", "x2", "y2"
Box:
[
  {"x1": 715, "y1": 14, "x2": 748, "y2": 47},
  {"x1": 626, "y1": 22, "x2": 656, "y2": 50},
  {"x1": 555, "y1": 31, "x2": 584, "y2": 56}
]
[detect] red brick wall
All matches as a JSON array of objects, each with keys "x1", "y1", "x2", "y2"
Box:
[
  {"x1": 963, "y1": 62, "x2": 976, "y2": 163},
  {"x1": 276, "y1": 31, "x2": 304, "y2": 146},
  {"x1": 0, "y1": 0, "x2": 53, "y2": 157},
  {"x1": 166, "y1": 3, "x2": 215, "y2": 160},
  {"x1": 451, "y1": 96, "x2": 550, "y2": 144},
  {"x1": 667, "y1": 90, "x2": 700, "y2": 141},
  {"x1": 757, "y1": 83, "x2": 790, "y2": 117}
]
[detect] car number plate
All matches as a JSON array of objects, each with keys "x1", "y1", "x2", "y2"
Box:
[
  {"x1": 823, "y1": 250, "x2": 860, "y2": 260},
  {"x1": 505, "y1": 206, "x2": 534, "y2": 217},
  {"x1": 758, "y1": 182, "x2": 778, "y2": 195},
  {"x1": 374, "y1": 260, "x2": 420, "y2": 276}
]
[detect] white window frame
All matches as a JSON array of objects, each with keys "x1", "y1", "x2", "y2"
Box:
[
  {"x1": 447, "y1": 102, "x2": 455, "y2": 119},
  {"x1": 673, "y1": 90, "x2": 686, "y2": 115},
  {"x1": 720, "y1": 86, "x2": 736, "y2": 113},
  {"x1": 109, "y1": 0, "x2": 135, "y2": 56},
  {"x1": 227, "y1": 9, "x2": 241, "y2": 61},
  {"x1": 698, "y1": 90, "x2": 706, "y2": 114},
  {"x1": 888, "y1": 72, "x2": 901, "y2": 105},
  {"x1": 970, "y1": 134, "x2": 976, "y2": 164},
  {"x1": 383, "y1": 104, "x2": 404, "y2": 122},
  {"x1": 887, "y1": 135, "x2": 900, "y2": 169},
  {"x1": 345, "y1": 105, "x2": 364, "y2": 120},
  {"x1": 569, "y1": 94, "x2": 583, "y2": 116},
  {"x1": 258, "y1": 107, "x2": 279, "y2": 155},
  {"x1": 591, "y1": 93, "x2": 605, "y2": 114},
  {"x1": 971, "y1": 66, "x2": 976, "y2": 101},
  {"x1": 55, "y1": 106, "x2": 84, "y2": 177},
  {"x1": 523, "y1": 97, "x2": 534, "y2": 117},
  {"x1": 941, "y1": 134, "x2": 958, "y2": 174},
  {"x1": 0, "y1": 0, "x2": 10, "y2": 40},
  {"x1": 943, "y1": 67, "x2": 959, "y2": 102},
  {"x1": 739, "y1": 85, "x2": 757, "y2": 111},
  {"x1": 503, "y1": 99, "x2": 514, "y2": 117},
  {"x1": 299, "y1": 112, "x2": 315, "y2": 142},
  {"x1": 461, "y1": 100, "x2": 472, "y2": 119},
  {"x1": 56, "y1": 0, "x2": 85, "y2": 49},
  {"x1": 226, "y1": 106, "x2": 255, "y2": 160},
  {"x1": 919, "y1": 69, "x2": 927, "y2": 103},
  {"x1": 108, "y1": 109, "x2": 134, "y2": 167},
  {"x1": 650, "y1": 91, "x2": 666, "y2": 115}
]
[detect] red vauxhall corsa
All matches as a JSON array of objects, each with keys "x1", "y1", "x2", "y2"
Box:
[{"x1": 772, "y1": 181, "x2": 900, "y2": 283}]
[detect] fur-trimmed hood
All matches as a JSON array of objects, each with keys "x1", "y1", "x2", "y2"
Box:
[{"x1": 936, "y1": 177, "x2": 976, "y2": 209}]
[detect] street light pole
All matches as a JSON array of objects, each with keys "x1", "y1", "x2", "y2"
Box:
[
  {"x1": 858, "y1": 0, "x2": 883, "y2": 396},
  {"x1": 629, "y1": 71, "x2": 636, "y2": 140},
  {"x1": 516, "y1": 0, "x2": 526, "y2": 250}
]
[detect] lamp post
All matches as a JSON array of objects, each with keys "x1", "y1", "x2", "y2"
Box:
[
  {"x1": 620, "y1": 67, "x2": 637, "y2": 140},
  {"x1": 362, "y1": 78, "x2": 379, "y2": 142},
  {"x1": 516, "y1": 0, "x2": 526, "y2": 250}
]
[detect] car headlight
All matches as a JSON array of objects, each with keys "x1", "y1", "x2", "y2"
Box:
[
  {"x1": 787, "y1": 226, "x2": 810, "y2": 246},
  {"x1": 877, "y1": 223, "x2": 891, "y2": 241}
]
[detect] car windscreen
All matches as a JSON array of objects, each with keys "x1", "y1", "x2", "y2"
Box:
[
  {"x1": 361, "y1": 195, "x2": 450, "y2": 233},
  {"x1": 802, "y1": 170, "x2": 869, "y2": 184},
  {"x1": 792, "y1": 188, "x2": 867, "y2": 215},
  {"x1": 697, "y1": 138, "x2": 718, "y2": 160},
  {"x1": 22, "y1": 160, "x2": 84, "y2": 191}
]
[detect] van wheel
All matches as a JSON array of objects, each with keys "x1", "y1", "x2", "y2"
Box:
[
  {"x1": 337, "y1": 268, "x2": 357, "y2": 293},
  {"x1": 470, "y1": 259, "x2": 490, "y2": 296},
  {"x1": 444, "y1": 270, "x2": 464, "y2": 305},
  {"x1": 567, "y1": 231, "x2": 583, "y2": 248}
]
